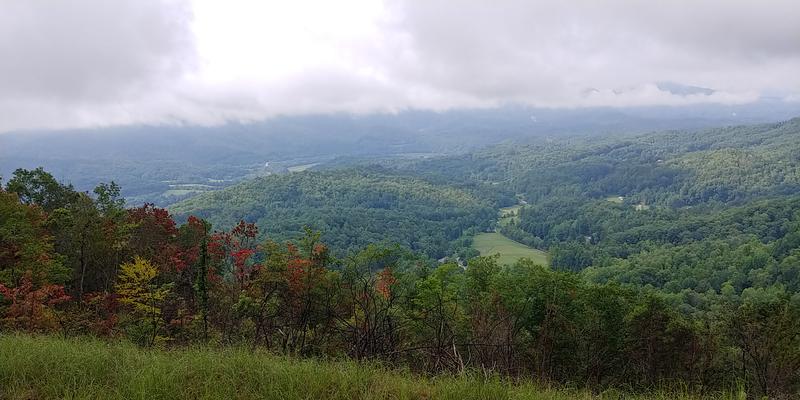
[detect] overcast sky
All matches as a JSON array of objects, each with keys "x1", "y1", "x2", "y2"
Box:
[{"x1": 0, "y1": 0, "x2": 798, "y2": 132}]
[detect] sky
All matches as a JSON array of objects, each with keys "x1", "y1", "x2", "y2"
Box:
[{"x1": 0, "y1": 0, "x2": 798, "y2": 133}]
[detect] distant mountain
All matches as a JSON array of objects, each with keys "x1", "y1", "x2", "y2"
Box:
[
  {"x1": 2, "y1": 101, "x2": 798, "y2": 205},
  {"x1": 407, "y1": 116, "x2": 800, "y2": 207}
]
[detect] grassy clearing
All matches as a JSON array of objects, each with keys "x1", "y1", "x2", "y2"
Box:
[
  {"x1": 500, "y1": 204, "x2": 522, "y2": 217},
  {"x1": 287, "y1": 163, "x2": 320, "y2": 172},
  {"x1": 472, "y1": 232, "x2": 548, "y2": 266},
  {"x1": 169, "y1": 184, "x2": 215, "y2": 189},
  {"x1": 498, "y1": 205, "x2": 522, "y2": 226},
  {"x1": 164, "y1": 189, "x2": 206, "y2": 197},
  {"x1": 0, "y1": 335, "x2": 736, "y2": 400}
]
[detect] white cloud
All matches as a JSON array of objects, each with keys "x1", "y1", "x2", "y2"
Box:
[{"x1": 0, "y1": 0, "x2": 798, "y2": 132}]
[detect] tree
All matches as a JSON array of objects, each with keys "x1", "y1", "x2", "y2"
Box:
[
  {"x1": 577, "y1": 284, "x2": 631, "y2": 387},
  {"x1": 5, "y1": 167, "x2": 77, "y2": 212},
  {"x1": 49, "y1": 193, "x2": 109, "y2": 298},
  {"x1": 624, "y1": 295, "x2": 698, "y2": 386},
  {"x1": 0, "y1": 272, "x2": 70, "y2": 332},
  {"x1": 409, "y1": 262, "x2": 465, "y2": 372},
  {"x1": 462, "y1": 255, "x2": 515, "y2": 372},
  {"x1": 115, "y1": 257, "x2": 171, "y2": 346},
  {"x1": 190, "y1": 217, "x2": 212, "y2": 341},
  {"x1": 730, "y1": 294, "x2": 800, "y2": 397},
  {"x1": 127, "y1": 204, "x2": 180, "y2": 273},
  {"x1": 208, "y1": 220, "x2": 259, "y2": 286},
  {"x1": 494, "y1": 259, "x2": 583, "y2": 381},
  {"x1": 276, "y1": 230, "x2": 337, "y2": 355},
  {"x1": 337, "y1": 245, "x2": 402, "y2": 360},
  {"x1": 93, "y1": 182, "x2": 125, "y2": 216},
  {"x1": 0, "y1": 190, "x2": 68, "y2": 286}
]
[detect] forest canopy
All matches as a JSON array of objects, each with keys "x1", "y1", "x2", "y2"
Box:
[{"x1": 170, "y1": 168, "x2": 497, "y2": 259}]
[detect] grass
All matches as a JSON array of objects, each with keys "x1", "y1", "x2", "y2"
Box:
[
  {"x1": 170, "y1": 184, "x2": 215, "y2": 189},
  {"x1": 0, "y1": 334, "x2": 738, "y2": 400},
  {"x1": 164, "y1": 189, "x2": 206, "y2": 197},
  {"x1": 472, "y1": 232, "x2": 548, "y2": 266},
  {"x1": 498, "y1": 205, "x2": 522, "y2": 226},
  {"x1": 287, "y1": 163, "x2": 320, "y2": 172},
  {"x1": 499, "y1": 205, "x2": 522, "y2": 217}
]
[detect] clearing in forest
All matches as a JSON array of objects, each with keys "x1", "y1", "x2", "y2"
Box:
[{"x1": 472, "y1": 232, "x2": 548, "y2": 266}]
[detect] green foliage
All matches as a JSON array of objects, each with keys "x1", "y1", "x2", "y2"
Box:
[
  {"x1": 728, "y1": 294, "x2": 800, "y2": 397},
  {"x1": 0, "y1": 190, "x2": 67, "y2": 286},
  {"x1": 172, "y1": 169, "x2": 495, "y2": 259},
  {"x1": 5, "y1": 167, "x2": 78, "y2": 211}
]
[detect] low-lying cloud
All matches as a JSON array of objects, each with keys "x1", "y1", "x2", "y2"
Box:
[{"x1": 0, "y1": 0, "x2": 798, "y2": 132}]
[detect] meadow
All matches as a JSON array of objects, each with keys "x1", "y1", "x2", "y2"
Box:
[
  {"x1": 472, "y1": 232, "x2": 548, "y2": 266},
  {"x1": 0, "y1": 335, "x2": 738, "y2": 400}
]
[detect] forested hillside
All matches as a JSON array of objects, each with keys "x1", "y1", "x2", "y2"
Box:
[
  {"x1": 3, "y1": 118, "x2": 800, "y2": 398},
  {"x1": 475, "y1": 120, "x2": 800, "y2": 299},
  {"x1": 171, "y1": 168, "x2": 497, "y2": 259},
  {"x1": 407, "y1": 117, "x2": 800, "y2": 204}
]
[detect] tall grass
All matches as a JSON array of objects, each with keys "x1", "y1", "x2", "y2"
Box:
[{"x1": 0, "y1": 335, "x2": 740, "y2": 400}]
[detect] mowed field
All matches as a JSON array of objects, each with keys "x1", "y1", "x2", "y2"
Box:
[{"x1": 472, "y1": 232, "x2": 548, "y2": 266}]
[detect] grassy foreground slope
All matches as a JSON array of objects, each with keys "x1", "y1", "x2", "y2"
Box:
[{"x1": 0, "y1": 335, "x2": 737, "y2": 400}]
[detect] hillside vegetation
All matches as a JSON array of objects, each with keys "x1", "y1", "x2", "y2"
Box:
[
  {"x1": 403, "y1": 119, "x2": 800, "y2": 293},
  {"x1": 171, "y1": 169, "x2": 496, "y2": 258},
  {"x1": 434, "y1": 117, "x2": 800, "y2": 206},
  {"x1": 0, "y1": 335, "x2": 739, "y2": 400}
]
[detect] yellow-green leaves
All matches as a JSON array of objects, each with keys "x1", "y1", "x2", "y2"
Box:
[{"x1": 115, "y1": 257, "x2": 171, "y2": 345}]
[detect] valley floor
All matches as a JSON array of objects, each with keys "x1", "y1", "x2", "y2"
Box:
[
  {"x1": 0, "y1": 335, "x2": 738, "y2": 400},
  {"x1": 472, "y1": 232, "x2": 548, "y2": 266},
  {"x1": 472, "y1": 203, "x2": 548, "y2": 266}
]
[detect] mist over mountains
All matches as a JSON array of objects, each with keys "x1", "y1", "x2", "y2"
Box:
[{"x1": 2, "y1": 99, "x2": 798, "y2": 205}]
